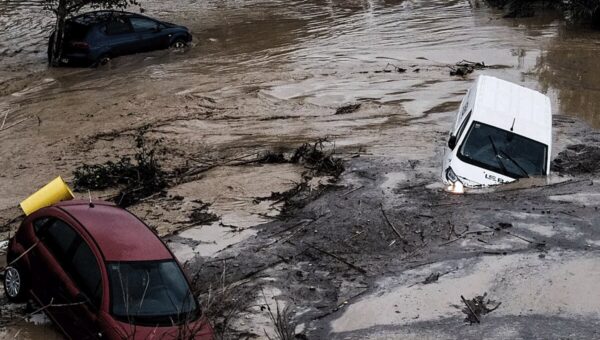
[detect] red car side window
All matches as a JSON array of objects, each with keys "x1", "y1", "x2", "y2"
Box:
[
  {"x1": 32, "y1": 217, "x2": 51, "y2": 235},
  {"x1": 38, "y1": 218, "x2": 103, "y2": 307},
  {"x1": 41, "y1": 219, "x2": 78, "y2": 265},
  {"x1": 71, "y1": 240, "x2": 102, "y2": 306}
]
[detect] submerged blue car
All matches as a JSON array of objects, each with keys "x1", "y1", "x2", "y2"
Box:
[{"x1": 48, "y1": 10, "x2": 192, "y2": 66}]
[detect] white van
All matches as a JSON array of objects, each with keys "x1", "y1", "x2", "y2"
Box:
[{"x1": 442, "y1": 75, "x2": 552, "y2": 192}]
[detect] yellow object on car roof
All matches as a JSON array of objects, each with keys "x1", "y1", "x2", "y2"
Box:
[{"x1": 20, "y1": 176, "x2": 74, "y2": 216}]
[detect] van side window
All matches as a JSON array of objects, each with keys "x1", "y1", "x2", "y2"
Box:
[
  {"x1": 456, "y1": 111, "x2": 472, "y2": 140},
  {"x1": 71, "y1": 240, "x2": 102, "y2": 307}
]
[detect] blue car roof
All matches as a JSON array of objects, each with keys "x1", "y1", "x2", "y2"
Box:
[{"x1": 71, "y1": 10, "x2": 145, "y2": 25}]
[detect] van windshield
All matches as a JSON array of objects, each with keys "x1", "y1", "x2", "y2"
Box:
[
  {"x1": 457, "y1": 121, "x2": 547, "y2": 178},
  {"x1": 107, "y1": 260, "x2": 198, "y2": 325}
]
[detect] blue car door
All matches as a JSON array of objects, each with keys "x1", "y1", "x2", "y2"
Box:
[
  {"x1": 102, "y1": 16, "x2": 140, "y2": 56},
  {"x1": 130, "y1": 17, "x2": 170, "y2": 51}
]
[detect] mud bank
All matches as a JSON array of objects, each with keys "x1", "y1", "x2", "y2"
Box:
[{"x1": 187, "y1": 117, "x2": 600, "y2": 339}]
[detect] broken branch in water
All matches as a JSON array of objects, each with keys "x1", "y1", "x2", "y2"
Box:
[
  {"x1": 307, "y1": 243, "x2": 367, "y2": 274},
  {"x1": 0, "y1": 116, "x2": 31, "y2": 133},
  {"x1": 449, "y1": 60, "x2": 486, "y2": 77},
  {"x1": 438, "y1": 230, "x2": 494, "y2": 246},
  {"x1": 460, "y1": 293, "x2": 502, "y2": 324},
  {"x1": 0, "y1": 241, "x2": 39, "y2": 274},
  {"x1": 1, "y1": 297, "x2": 86, "y2": 328},
  {"x1": 483, "y1": 224, "x2": 539, "y2": 245},
  {"x1": 0, "y1": 111, "x2": 8, "y2": 130},
  {"x1": 380, "y1": 204, "x2": 407, "y2": 244},
  {"x1": 384, "y1": 62, "x2": 407, "y2": 73},
  {"x1": 461, "y1": 295, "x2": 481, "y2": 324}
]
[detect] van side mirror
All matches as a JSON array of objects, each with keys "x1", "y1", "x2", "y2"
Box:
[{"x1": 448, "y1": 135, "x2": 457, "y2": 150}]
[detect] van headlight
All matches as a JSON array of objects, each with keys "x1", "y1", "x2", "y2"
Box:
[
  {"x1": 446, "y1": 167, "x2": 458, "y2": 183},
  {"x1": 445, "y1": 167, "x2": 465, "y2": 194}
]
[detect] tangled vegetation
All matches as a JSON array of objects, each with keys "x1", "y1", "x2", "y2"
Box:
[
  {"x1": 290, "y1": 139, "x2": 345, "y2": 178},
  {"x1": 257, "y1": 139, "x2": 345, "y2": 178},
  {"x1": 73, "y1": 136, "x2": 343, "y2": 211},
  {"x1": 552, "y1": 144, "x2": 600, "y2": 175},
  {"x1": 73, "y1": 128, "x2": 166, "y2": 207},
  {"x1": 254, "y1": 139, "x2": 345, "y2": 216}
]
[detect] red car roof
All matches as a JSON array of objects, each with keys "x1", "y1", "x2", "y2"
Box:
[{"x1": 55, "y1": 200, "x2": 173, "y2": 262}]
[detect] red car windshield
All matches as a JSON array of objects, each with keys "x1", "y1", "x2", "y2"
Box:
[{"x1": 107, "y1": 260, "x2": 199, "y2": 325}]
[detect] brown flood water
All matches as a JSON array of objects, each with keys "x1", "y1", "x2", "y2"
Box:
[
  {"x1": 1, "y1": 0, "x2": 600, "y2": 338},
  {"x1": 1, "y1": 0, "x2": 600, "y2": 127}
]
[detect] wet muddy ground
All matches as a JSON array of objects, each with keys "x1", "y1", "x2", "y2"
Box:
[{"x1": 1, "y1": 0, "x2": 600, "y2": 339}]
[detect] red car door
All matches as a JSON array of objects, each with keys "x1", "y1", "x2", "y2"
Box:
[
  {"x1": 29, "y1": 217, "x2": 102, "y2": 339},
  {"x1": 61, "y1": 235, "x2": 104, "y2": 340},
  {"x1": 29, "y1": 218, "x2": 79, "y2": 334}
]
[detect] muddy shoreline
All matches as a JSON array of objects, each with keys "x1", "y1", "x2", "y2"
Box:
[{"x1": 185, "y1": 116, "x2": 600, "y2": 339}]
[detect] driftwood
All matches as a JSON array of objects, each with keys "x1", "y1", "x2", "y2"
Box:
[
  {"x1": 0, "y1": 241, "x2": 39, "y2": 273},
  {"x1": 460, "y1": 293, "x2": 502, "y2": 324},
  {"x1": 439, "y1": 230, "x2": 494, "y2": 246},
  {"x1": 0, "y1": 116, "x2": 31, "y2": 133},
  {"x1": 380, "y1": 204, "x2": 407, "y2": 244},
  {"x1": 0, "y1": 111, "x2": 8, "y2": 130},
  {"x1": 307, "y1": 244, "x2": 367, "y2": 274},
  {"x1": 461, "y1": 295, "x2": 480, "y2": 324}
]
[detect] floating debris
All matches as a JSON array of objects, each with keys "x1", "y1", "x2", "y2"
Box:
[
  {"x1": 552, "y1": 144, "x2": 600, "y2": 175},
  {"x1": 449, "y1": 60, "x2": 486, "y2": 77},
  {"x1": 258, "y1": 151, "x2": 287, "y2": 164},
  {"x1": 189, "y1": 201, "x2": 219, "y2": 226},
  {"x1": 422, "y1": 272, "x2": 440, "y2": 284},
  {"x1": 460, "y1": 293, "x2": 501, "y2": 324},
  {"x1": 496, "y1": 222, "x2": 513, "y2": 230},
  {"x1": 335, "y1": 103, "x2": 361, "y2": 115}
]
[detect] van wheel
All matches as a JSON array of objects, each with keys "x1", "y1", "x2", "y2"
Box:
[
  {"x1": 3, "y1": 265, "x2": 29, "y2": 302},
  {"x1": 100, "y1": 56, "x2": 111, "y2": 65},
  {"x1": 170, "y1": 39, "x2": 187, "y2": 50},
  {"x1": 93, "y1": 55, "x2": 111, "y2": 67}
]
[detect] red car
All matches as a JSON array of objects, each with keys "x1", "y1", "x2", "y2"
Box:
[{"x1": 3, "y1": 200, "x2": 213, "y2": 339}]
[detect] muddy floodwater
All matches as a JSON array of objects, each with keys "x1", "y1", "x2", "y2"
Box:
[{"x1": 1, "y1": 0, "x2": 600, "y2": 339}]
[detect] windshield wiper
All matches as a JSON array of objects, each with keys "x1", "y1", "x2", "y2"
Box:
[
  {"x1": 499, "y1": 150, "x2": 529, "y2": 178},
  {"x1": 488, "y1": 136, "x2": 509, "y2": 176}
]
